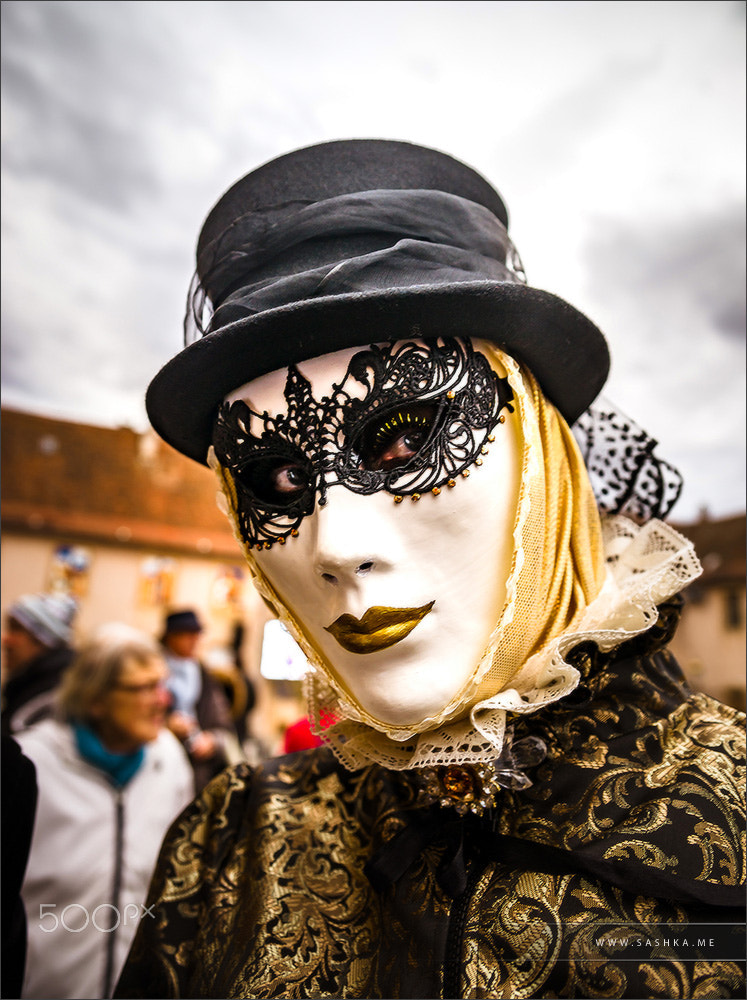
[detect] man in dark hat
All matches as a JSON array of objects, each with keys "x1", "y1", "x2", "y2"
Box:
[
  {"x1": 161, "y1": 608, "x2": 239, "y2": 791},
  {"x1": 116, "y1": 140, "x2": 744, "y2": 999}
]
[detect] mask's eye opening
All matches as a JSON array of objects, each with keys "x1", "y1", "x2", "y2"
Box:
[
  {"x1": 233, "y1": 455, "x2": 314, "y2": 509},
  {"x1": 354, "y1": 402, "x2": 441, "y2": 472}
]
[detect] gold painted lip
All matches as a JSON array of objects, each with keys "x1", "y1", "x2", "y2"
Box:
[{"x1": 325, "y1": 602, "x2": 435, "y2": 654}]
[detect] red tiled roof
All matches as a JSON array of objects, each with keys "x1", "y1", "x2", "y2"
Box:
[
  {"x1": 1, "y1": 408, "x2": 242, "y2": 558},
  {"x1": 671, "y1": 513, "x2": 746, "y2": 586}
]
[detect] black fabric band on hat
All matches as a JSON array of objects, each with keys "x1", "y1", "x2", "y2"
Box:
[
  {"x1": 207, "y1": 240, "x2": 520, "y2": 333},
  {"x1": 185, "y1": 189, "x2": 526, "y2": 345}
]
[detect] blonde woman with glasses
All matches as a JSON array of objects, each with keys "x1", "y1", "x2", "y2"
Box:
[{"x1": 17, "y1": 623, "x2": 193, "y2": 1000}]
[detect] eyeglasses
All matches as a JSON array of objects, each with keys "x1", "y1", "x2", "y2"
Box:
[{"x1": 112, "y1": 679, "x2": 167, "y2": 696}]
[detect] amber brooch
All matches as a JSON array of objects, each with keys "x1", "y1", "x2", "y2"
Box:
[
  {"x1": 415, "y1": 733, "x2": 547, "y2": 817},
  {"x1": 417, "y1": 762, "x2": 504, "y2": 816}
]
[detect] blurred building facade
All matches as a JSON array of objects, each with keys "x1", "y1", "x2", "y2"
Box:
[
  {"x1": 669, "y1": 512, "x2": 746, "y2": 712},
  {"x1": 2, "y1": 408, "x2": 745, "y2": 744},
  {"x1": 0, "y1": 407, "x2": 305, "y2": 753}
]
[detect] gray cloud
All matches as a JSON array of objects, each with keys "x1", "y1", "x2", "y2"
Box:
[
  {"x1": 1, "y1": 2, "x2": 166, "y2": 213},
  {"x1": 580, "y1": 206, "x2": 745, "y2": 519},
  {"x1": 498, "y1": 51, "x2": 659, "y2": 191},
  {"x1": 584, "y1": 205, "x2": 746, "y2": 345}
]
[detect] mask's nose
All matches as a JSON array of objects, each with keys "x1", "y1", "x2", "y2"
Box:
[
  {"x1": 317, "y1": 559, "x2": 375, "y2": 587},
  {"x1": 311, "y1": 487, "x2": 395, "y2": 588}
]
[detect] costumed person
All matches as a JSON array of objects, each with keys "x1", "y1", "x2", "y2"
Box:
[
  {"x1": 18, "y1": 623, "x2": 193, "y2": 999},
  {"x1": 1, "y1": 592, "x2": 77, "y2": 736},
  {"x1": 115, "y1": 141, "x2": 745, "y2": 999},
  {"x1": 160, "y1": 608, "x2": 243, "y2": 791},
  {"x1": 1, "y1": 735, "x2": 38, "y2": 998}
]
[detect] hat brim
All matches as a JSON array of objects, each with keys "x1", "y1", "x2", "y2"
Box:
[{"x1": 146, "y1": 280, "x2": 609, "y2": 465}]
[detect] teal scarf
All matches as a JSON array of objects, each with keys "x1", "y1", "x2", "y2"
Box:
[{"x1": 74, "y1": 723, "x2": 145, "y2": 788}]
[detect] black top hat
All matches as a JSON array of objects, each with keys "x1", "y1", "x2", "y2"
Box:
[
  {"x1": 147, "y1": 139, "x2": 609, "y2": 464},
  {"x1": 163, "y1": 609, "x2": 203, "y2": 635}
]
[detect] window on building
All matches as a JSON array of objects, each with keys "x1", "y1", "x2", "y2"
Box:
[{"x1": 724, "y1": 587, "x2": 745, "y2": 630}]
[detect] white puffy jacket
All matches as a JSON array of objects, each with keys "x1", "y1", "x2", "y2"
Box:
[{"x1": 18, "y1": 719, "x2": 194, "y2": 999}]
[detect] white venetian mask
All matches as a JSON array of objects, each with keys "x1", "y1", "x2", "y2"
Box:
[{"x1": 216, "y1": 338, "x2": 521, "y2": 728}]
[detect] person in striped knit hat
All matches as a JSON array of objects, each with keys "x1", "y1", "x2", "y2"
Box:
[{"x1": 2, "y1": 593, "x2": 77, "y2": 736}]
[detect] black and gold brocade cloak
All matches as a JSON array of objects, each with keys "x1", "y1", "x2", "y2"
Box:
[{"x1": 115, "y1": 606, "x2": 745, "y2": 999}]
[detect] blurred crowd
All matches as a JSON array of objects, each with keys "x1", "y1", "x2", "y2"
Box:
[{"x1": 0, "y1": 592, "x2": 297, "y2": 1000}]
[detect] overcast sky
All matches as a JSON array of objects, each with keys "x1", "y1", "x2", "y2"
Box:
[{"x1": 1, "y1": 0, "x2": 744, "y2": 521}]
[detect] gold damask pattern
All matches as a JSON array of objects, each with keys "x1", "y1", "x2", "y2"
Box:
[
  {"x1": 498, "y1": 641, "x2": 746, "y2": 897},
  {"x1": 115, "y1": 617, "x2": 745, "y2": 999},
  {"x1": 461, "y1": 866, "x2": 743, "y2": 999},
  {"x1": 116, "y1": 753, "x2": 454, "y2": 998}
]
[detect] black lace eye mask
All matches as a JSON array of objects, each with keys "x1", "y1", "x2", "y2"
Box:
[{"x1": 212, "y1": 339, "x2": 514, "y2": 549}]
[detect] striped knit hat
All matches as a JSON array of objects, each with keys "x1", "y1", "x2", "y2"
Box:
[{"x1": 8, "y1": 593, "x2": 77, "y2": 648}]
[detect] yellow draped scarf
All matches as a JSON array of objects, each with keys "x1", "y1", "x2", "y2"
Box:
[{"x1": 467, "y1": 342, "x2": 606, "y2": 710}]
